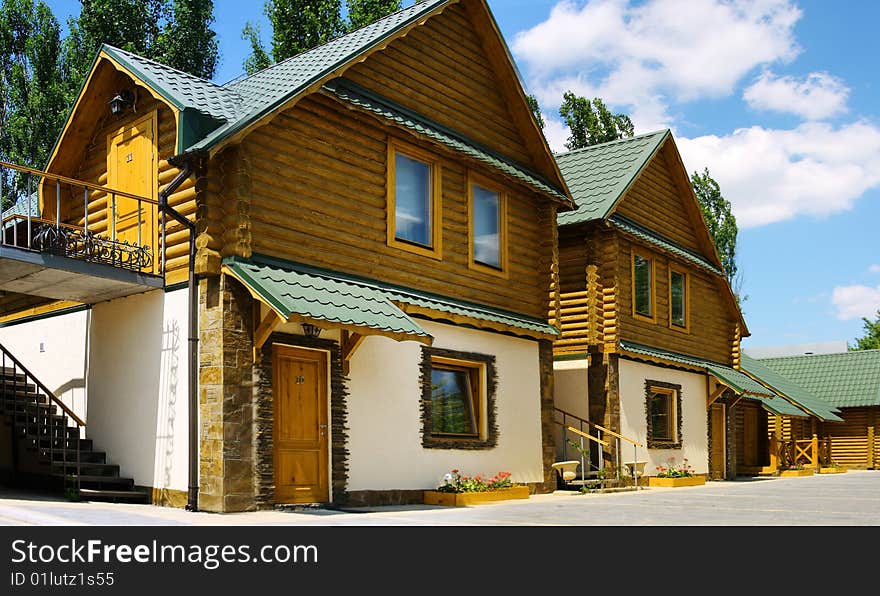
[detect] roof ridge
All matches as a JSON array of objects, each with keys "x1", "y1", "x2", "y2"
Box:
[
  {"x1": 554, "y1": 129, "x2": 670, "y2": 159},
  {"x1": 102, "y1": 44, "x2": 232, "y2": 91},
  {"x1": 224, "y1": 0, "x2": 448, "y2": 88},
  {"x1": 759, "y1": 349, "x2": 880, "y2": 361}
]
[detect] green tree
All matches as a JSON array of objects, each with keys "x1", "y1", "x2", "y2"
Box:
[
  {"x1": 0, "y1": 0, "x2": 67, "y2": 178},
  {"x1": 851, "y1": 311, "x2": 880, "y2": 350},
  {"x1": 526, "y1": 94, "x2": 544, "y2": 130},
  {"x1": 558, "y1": 91, "x2": 633, "y2": 150},
  {"x1": 242, "y1": 21, "x2": 271, "y2": 75},
  {"x1": 691, "y1": 167, "x2": 745, "y2": 303},
  {"x1": 346, "y1": 0, "x2": 400, "y2": 31},
  {"x1": 157, "y1": 0, "x2": 219, "y2": 80}
]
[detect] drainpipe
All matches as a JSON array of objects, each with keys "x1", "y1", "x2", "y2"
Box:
[{"x1": 158, "y1": 155, "x2": 199, "y2": 512}]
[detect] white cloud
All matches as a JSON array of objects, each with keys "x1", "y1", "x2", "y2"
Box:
[
  {"x1": 744, "y1": 71, "x2": 849, "y2": 120},
  {"x1": 514, "y1": 0, "x2": 802, "y2": 128},
  {"x1": 677, "y1": 121, "x2": 880, "y2": 228},
  {"x1": 870, "y1": 265, "x2": 880, "y2": 274},
  {"x1": 831, "y1": 285, "x2": 880, "y2": 320}
]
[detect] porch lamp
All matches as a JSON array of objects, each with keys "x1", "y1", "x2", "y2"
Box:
[
  {"x1": 109, "y1": 89, "x2": 135, "y2": 116},
  {"x1": 301, "y1": 323, "x2": 323, "y2": 338}
]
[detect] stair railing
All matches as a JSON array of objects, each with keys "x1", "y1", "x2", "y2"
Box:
[
  {"x1": 0, "y1": 341, "x2": 83, "y2": 496},
  {"x1": 554, "y1": 407, "x2": 645, "y2": 489},
  {"x1": 566, "y1": 426, "x2": 609, "y2": 488}
]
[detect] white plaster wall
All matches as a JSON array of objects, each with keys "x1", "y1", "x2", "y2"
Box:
[
  {"x1": 0, "y1": 309, "x2": 89, "y2": 422},
  {"x1": 87, "y1": 288, "x2": 189, "y2": 491},
  {"x1": 346, "y1": 320, "x2": 544, "y2": 491},
  {"x1": 552, "y1": 359, "x2": 590, "y2": 462},
  {"x1": 618, "y1": 359, "x2": 709, "y2": 475}
]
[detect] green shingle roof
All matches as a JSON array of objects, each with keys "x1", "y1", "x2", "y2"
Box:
[
  {"x1": 751, "y1": 394, "x2": 810, "y2": 418},
  {"x1": 226, "y1": 255, "x2": 558, "y2": 340},
  {"x1": 758, "y1": 350, "x2": 880, "y2": 408},
  {"x1": 322, "y1": 78, "x2": 571, "y2": 204},
  {"x1": 620, "y1": 341, "x2": 778, "y2": 398},
  {"x1": 740, "y1": 354, "x2": 843, "y2": 421},
  {"x1": 223, "y1": 258, "x2": 431, "y2": 343},
  {"x1": 100, "y1": 0, "x2": 452, "y2": 154},
  {"x1": 610, "y1": 214, "x2": 723, "y2": 277},
  {"x1": 555, "y1": 130, "x2": 669, "y2": 227}
]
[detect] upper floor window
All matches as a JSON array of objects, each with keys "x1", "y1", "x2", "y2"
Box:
[
  {"x1": 387, "y1": 139, "x2": 442, "y2": 259},
  {"x1": 632, "y1": 251, "x2": 655, "y2": 321},
  {"x1": 669, "y1": 267, "x2": 689, "y2": 331},
  {"x1": 468, "y1": 172, "x2": 508, "y2": 276}
]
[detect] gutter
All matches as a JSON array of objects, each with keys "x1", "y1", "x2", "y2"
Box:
[{"x1": 158, "y1": 155, "x2": 200, "y2": 512}]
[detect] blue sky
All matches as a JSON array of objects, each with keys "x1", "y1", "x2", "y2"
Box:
[{"x1": 46, "y1": 0, "x2": 880, "y2": 352}]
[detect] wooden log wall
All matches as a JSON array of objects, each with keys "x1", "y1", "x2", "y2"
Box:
[
  {"x1": 822, "y1": 407, "x2": 876, "y2": 468},
  {"x1": 615, "y1": 235, "x2": 733, "y2": 364},
  {"x1": 345, "y1": 2, "x2": 534, "y2": 170},
  {"x1": 241, "y1": 93, "x2": 553, "y2": 321}
]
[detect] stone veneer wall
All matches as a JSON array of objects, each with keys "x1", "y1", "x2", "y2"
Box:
[
  {"x1": 536, "y1": 339, "x2": 557, "y2": 493},
  {"x1": 255, "y1": 332, "x2": 349, "y2": 508},
  {"x1": 198, "y1": 275, "x2": 255, "y2": 513}
]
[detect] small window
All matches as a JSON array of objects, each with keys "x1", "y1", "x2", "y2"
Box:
[
  {"x1": 670, "y1": 268, "x2": 688, "y2": 330},
  {"x1": 468, "y1": 172, "x2": 508, "y2": 276},
  {"x1": 387, "y1": 139, "x2": 442, "y2": 259},
  {"x1": 420, "y1": 347, "x2": 497, "y2": 450},
  {"x1": 645, "y1": 381, "x2": 682, "y2": 449},
  {"x1": 633, "y1": 251, "x2": 654, "y2": 320},
  {"x1": 431, "y1": 364, "x2": 480, "y2": 437}
]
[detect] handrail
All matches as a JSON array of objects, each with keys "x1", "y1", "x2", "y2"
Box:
[
  {"x1": 0, "y1": 159, "x2": 159, "y2": 205},
  {"x1": 554, "y1": 406, "x2": 643, "y2": 448},
  {"x1": 0, "y1": 342, "x2": 85, "y2": 426},
  {"x1": 567, "y1": 426, "x2": 609, "y2": 447}
]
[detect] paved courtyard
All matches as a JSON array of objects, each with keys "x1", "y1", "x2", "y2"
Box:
[{"x1": 0, "y1": 469, "x2": 878, "y2": 526}]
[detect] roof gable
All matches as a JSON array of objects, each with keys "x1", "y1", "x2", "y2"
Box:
[{"x1": 758, "y1": 350, "x2": 880, "y2": 408}]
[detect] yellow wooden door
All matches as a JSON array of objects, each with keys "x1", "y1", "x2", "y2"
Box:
[
  {"x1": 273, "y1": 346, "x2": 329, "y2": 504},
  {"x1": 107, "y1": 111, "x2": 156, "y2": 272},
  {"x1": 743, "y1": 407, "x2": 758, "y2": 466},
  {"x1": 710, "y1": 404, "x2": 725, "y2": 479}
]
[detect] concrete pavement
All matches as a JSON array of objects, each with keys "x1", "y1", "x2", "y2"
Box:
[{"x1": 0, "y1": 469, "x2": 878, "y2": 526}]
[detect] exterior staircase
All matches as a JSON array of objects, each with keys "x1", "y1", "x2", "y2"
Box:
[{"x1": 0, "y1": 348, "x2": 149, "y2": 504}]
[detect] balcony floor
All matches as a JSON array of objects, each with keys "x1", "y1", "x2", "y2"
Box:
[{"x1": 0, "y1": 244, "x2": 163, "y2": 304}]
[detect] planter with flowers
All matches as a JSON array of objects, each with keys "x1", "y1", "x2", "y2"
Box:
[
  {"x1": 647, "y1": 457, "x2": 706, "y2": 487},
  {"x1": 424, "y1": 469, "x2": 530, "y2": 506}
]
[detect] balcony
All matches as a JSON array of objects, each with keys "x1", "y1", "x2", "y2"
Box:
[{"x1": 0, "y1": 161, "x2": 163, "y2": 307}]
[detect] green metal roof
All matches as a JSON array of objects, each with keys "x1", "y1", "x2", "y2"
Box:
[
  {"x1": 740, "y1": 354, "x2": 843, "y2": 421},
  {"x1": 751, "y1": 394, "x2": 810, "y2": 418},
  {"x1": 555, "y1": 130, "x2": 669, "y2": 227},
  {"x1": 228, "y1": 255, "x2": 558, "y2": 339},
  {"x1": 223, "y1": 258, "x2": 431, "y2": 343},
  {"x1": 758, "y1": 350, "x2": 880, "y2": 408},
  {"x1": 99, "y1": 0, "x2": 453, "y2": 154},
  {"x1": 322, "y1": 78, "x2": 571, "y2": 204},
  {"x1": 619, "y1": 341, "x2": 778, "y2": 398},
  {"x1": 610, "y1": 214, "x2": 724, "y2": 277}
]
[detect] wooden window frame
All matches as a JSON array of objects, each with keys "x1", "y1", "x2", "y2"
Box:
[
  {"x1": 632, "y1": 249, "x2": 656, "y2": 323},
  {"x1": 386, "y1": 137, "x2": 443, "y2": 260},
  {"x1": 467, "y1": 170, "x2": 509, "y2": 279},
  {"x1": 645, "y1": 380, "x2": 683, "y2": 449},
  {"x1": 668, "y1": 265, "x2": 690, "y2": 333},
  {"x1": 420, "y1": 347, "x2": 498, "y2": 450}
]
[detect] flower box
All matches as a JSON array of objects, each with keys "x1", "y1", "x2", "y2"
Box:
[
  {"x1": 647, "y1": 476, "x2": 706, "y2": 488},
  {"x1": 423, "y1": 485, "x2": 530, "y2": 506},
  {"x1": 779, "y1": 468, "x2": 814, "y2": 477},
  {"x1": 818, "y1": 467, "x2": 846, "y2": 474}
]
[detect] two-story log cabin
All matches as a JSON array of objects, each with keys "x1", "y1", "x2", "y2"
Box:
[
  {"x1": 0, "y1": 0, "x2": 575, "y2": 511},
  {"x1": 550, "y1": 130, "x2": 806, "y2": 482}
]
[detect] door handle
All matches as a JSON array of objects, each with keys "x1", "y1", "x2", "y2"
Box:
[{"x1": 320, "y1": 424, "x2": 327, "y2": 438}]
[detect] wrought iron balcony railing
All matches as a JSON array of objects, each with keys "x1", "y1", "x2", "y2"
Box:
[{"x1": 0, "y1": 160, "x2": 157, "y2": 274}]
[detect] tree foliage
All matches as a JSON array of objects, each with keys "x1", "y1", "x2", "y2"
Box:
[
  {"x1": 346, "y1": 0, "x2": 400, "y2": 31},
  {"x1": 157, "y1": 0, "x2": 219, "y2": 80},
  {"x1": 558, "y1": 91, "x2": 633, "y2": 150},
  {"x1": 0, "y1": 0, "x2": 67, "y2": 177},
  {"x1": 526, "y1": 94, "x2": 544, "y2": 130},
  {"x1": 851, "y1": 310, "x2": 880, "y2": 351}
]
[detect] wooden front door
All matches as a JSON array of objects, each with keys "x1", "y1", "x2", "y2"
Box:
[
  {"x1": 273, "y1": 345, "x2": 329, "y2": 504},
  {"x1": 710, "y1": 403, "x2": 726, "y2": 479},
  {"x1": 107, "y1": 111, "x2": 156, "y2": 272},
  {"x1": 743, "y1": 407, "x2": 759, "y2": 466}
]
